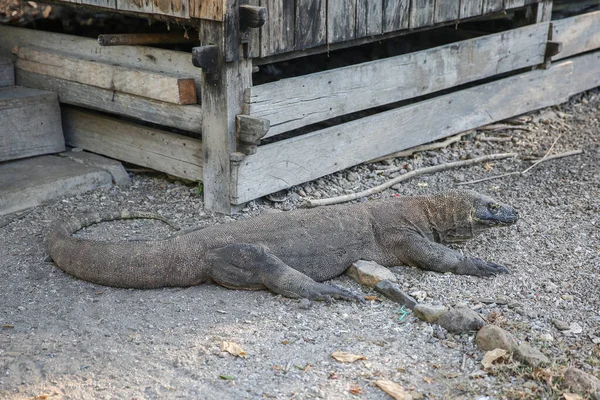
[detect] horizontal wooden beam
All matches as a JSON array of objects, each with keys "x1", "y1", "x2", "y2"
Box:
[
  {"x1": 61, "y1": 107, "x2": 203, "y2": 181},
  {"x1": 232, "y1": 50, "x2": 600, "y2": 204},
  {"x1": 552, "y1": 10, "x2": 600, "y2": 61},
  {"x1": 245, "y1": 22, "x2": 550, "y2": 138},
  {"x1": 13, "y1": 46, "x2": 197, "y2": 105},
  {"x1": 15, "y1": 69, "x2": 203, "y2": 134}
]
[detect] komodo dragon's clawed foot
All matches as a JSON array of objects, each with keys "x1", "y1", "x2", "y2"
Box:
[
  {"x1": 206, "y1": 243, "x2": 365, "y2": 303},
  {"x1": 464, "y1": 258, "x2": 510, "y2": 276}
]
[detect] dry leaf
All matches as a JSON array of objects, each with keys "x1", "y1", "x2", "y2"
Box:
[
  {"x1": 374, "y1": 380, "x2": 412, "y2": 400},
  {"x1": 33, "y1": 396, "x2": 49, "y2": 400},
  {"x1": 349, "y1": 384, "x2": 361, "y2": 395},
  {"x1": 422, "y1": 376, "x2": 434, "y2": 384},
  {"x1": 484, "y1": 162, "x2": 494, "y2": 171},
  {"x1": 220, "y1": 341, "x2": 247, "y2": 358},
  {"x1": 364, "y1": 295, "x2": 381, "y2": 301},
  {"x1": 417, "y1": 182, "x2": 428, "y2": 188},
  {"x1": 563, "y1": 393, "x2": 584, "y2": 400},
  {"x1": 42, "y1": 5, "x2": 52, "y2": 18},
  {"x1": 481, "y1": 348, "x2": 507, "y2": 369},
  {"x1": 331, "y1": 351, "x2": 366, "y2": 363}
]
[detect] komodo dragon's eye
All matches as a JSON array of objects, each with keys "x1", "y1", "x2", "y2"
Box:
[{"x1": 488, "y1": 203, "x2": 501, "y2": 213}]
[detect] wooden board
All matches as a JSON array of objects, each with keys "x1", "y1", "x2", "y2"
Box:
[
  {"x1": 434, "y1": 0, "x2": 460, "y2": 23},
  {"x1": 246, "y1": 22, "x2": 550, "y2": 137},
  {"x1": 190, "y1": 0, "x2": 225, "y2": 20},
  {"x1": 15, "y1": 69, "x2": 203, "y2": 135},
  {"x1": 0, "y1": 86, "x2": 64, "y2": 162},
  {"x1": 233, "y1": 52, "x2": 600, "y2": 204},
  {"x1": 13, "y1": 46, "x2": 197, "y2": 105},
  {"x1": 260, "y1": 0, "x2": 295, "y2": 56},
  {"x1": 356, "y1": 0, "x2": 383, "y2": 37},
  {"x1": 0, "y1": 25, "x2": 201, "y2": 98},
  {"x1": 504, "y1": 0, "x2": 526, "y2": 8},
  {"x1": 0, "y1": 57, "x2": 14, "y2": 87},
  {"x1": 61, "y1": 107, "x2": 203, "y2": 181},
  {"x1": 80, "y1": 0, "x2": 115, "y2": 8},
  {"x1": 410, "y1": 0, "x2": 435, "y2": 28},
  {"x1": 295, "y1": 0, "x2": 326, "y2": 49},
  {"x1": 382, "y1": 0, "x2": 409, "y2": 33},
  {"x1": 327, "y1": 0, "x2": 356, "y2": 43},
  {"x1": 552, "y1": 10, "x2": 600, "y2": 61},
  {"x1": 459, "y1": 0, "x2": 483, "y2": 18},
  {"x1": 482, "y1": 0, "x2": 504, "y2": 13}
]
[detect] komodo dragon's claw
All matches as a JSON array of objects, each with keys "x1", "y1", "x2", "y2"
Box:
[
  {"x1": 307, "y1": 283, "x2": 366, "y2": 304},
  {"x1": 471, "y1": 258, "x2": 510, "y2": 276}
]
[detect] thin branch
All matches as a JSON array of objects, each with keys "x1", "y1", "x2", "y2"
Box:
[
  {"x1": 307, "y1": 152, "x2": 517, "y2": 207},
  {"x1": 521, "y1": 134, "x2": 561, "y2": 174}
]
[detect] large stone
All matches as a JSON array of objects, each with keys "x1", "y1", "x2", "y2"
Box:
[
  {"x1": 514, "y1": 343, "x2": 550, "y2": 368},
  {"x1": 374, "y1": 280, "x2": 417, "y2": 309},
  {"x1": 437, "y1": 307, "x2": 486, "y2": 333},
  {"x1": 413, "y1": 304, "x2": 448, "y2": 323},
  {"x1": 564, "y1": 368, "x2": 600, "y2": 400},
  {"x1": 476, "y1": 325, "x2": 549, "y2": 368},
  {"x1": 346, "y1": 260, "x2": 396, "y2": 287}
]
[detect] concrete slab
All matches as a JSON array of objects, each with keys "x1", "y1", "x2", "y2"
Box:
[
  {"x1": 0, "y1": 154, "x2": 114, "y2": 216},
  {"x1": 59, "y1": 148, "x2": 131, "y2": 186}
]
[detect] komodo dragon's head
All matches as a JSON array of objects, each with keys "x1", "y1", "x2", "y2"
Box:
[{"x1": 432, "y1": 189, "x2": 519, "y2": 243}]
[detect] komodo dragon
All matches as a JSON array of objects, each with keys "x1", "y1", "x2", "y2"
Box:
[{"x1": 47, "y1": 189, "x2": 518, "y2": 301}]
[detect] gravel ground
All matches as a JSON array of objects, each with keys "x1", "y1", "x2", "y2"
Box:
[{"x1": 1, "y1": 90, "x2": 599, "y2": 399}]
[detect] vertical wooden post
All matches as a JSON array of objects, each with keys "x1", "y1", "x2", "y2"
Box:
[
  {"x1": 198, "y1": 4, "x2": 252, "y2": 213},
  {"x1": 535, "y1": 0, "x2": 552, "y2": 23}
]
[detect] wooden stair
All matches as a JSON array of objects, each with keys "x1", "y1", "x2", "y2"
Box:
[{"x1": 0, "y1": 56, "x2": 65, "y2": 162}]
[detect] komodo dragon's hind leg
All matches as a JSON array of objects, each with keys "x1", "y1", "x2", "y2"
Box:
[
  {"x1": 205, "y1": 243, "x2": 364, "y2": 303},
  {"x1": 393, "y1": 231, "x2": 510, "y2": 276}
]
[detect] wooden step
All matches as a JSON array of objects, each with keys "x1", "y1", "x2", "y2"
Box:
[
  {"x1": 0, "y1": 57, "x2": 14, "y2": 87},
  {"x1": 0, "y1": 86, "x2": 65, "y2": 162}
]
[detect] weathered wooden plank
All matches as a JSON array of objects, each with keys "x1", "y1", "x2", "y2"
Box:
[
  {"x1": 504, "y1": 0, "x2": 525, "y2": 8},
  {"x1": 244, "y1": 0, "x2": 263, "y2": 58},
  {"x1": 233, "y1": 53, "x2": 600, "y2": 204},
  {"x1": 116, "y1": 0, "x2": 153, "y2": 14},
  {"x1": 356, "y1": 0, "x2": 383, "y2": 37},
  {"x1": 296, "y1": 0, "x2": 327, "y2": 49},
  {"x1": 13, "y1": 46, "x2": 197, "y2": 105},
  {"x1": 0, "y1": 87, "x2": 64, "y2": 162},
  {"x1": 0, "y1": 57, "x2": 14, "y2": 87},
  {"x1": 482, "y1": 0, "x2": 504, "y2": 13},
  {"x1": 327, "y1": 0, "x2": 356, "y2": 43},
  {"x1": 246, "y1": 22, "x2": 550, "y2": 137},
  {"x1": 434, "y1": 0, "x2": 459, "y2": 23},
  {"x1": 409, "y1": 0, "x2": 435, "y2": 28},
  {"x1": 153, "y1": 0, "x2": 189, "y2": 17},
  {"x1": 190, "y1": 0, "x2": 225, "y2": 20},
  {"x1": 260, "y1": 0, "x2": 295, "y2": 56},
  {"x1": 15, "y1": 69, "x2": 203, "y2": 135},
  {"x1": 552, "y1": 10, "x2": 600, "y2": 61},
  {"x1": 382, "y1": 0, "x2": 409, "y2": 32},
  {"x1": 61, "y1": 107, "x2": 203, "y2": 181},
  {"x1": 459, "y1": 0, "x2": 483, "y2": 18}
]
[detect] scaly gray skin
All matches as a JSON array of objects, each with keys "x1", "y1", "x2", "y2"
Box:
[{"x1": 47, "y1": 189, "x2": 519, "y2": 302}]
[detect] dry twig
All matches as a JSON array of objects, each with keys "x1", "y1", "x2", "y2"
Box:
[{"x1": 307, "y1": 152, "x2": 517, "y2": 207}]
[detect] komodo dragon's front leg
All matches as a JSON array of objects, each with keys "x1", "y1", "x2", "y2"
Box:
[
  {"x1": 205, "y1": 243, "x2": 365, "y2": 302},
  {"x1": 393, "y1": 231, "x2": 509, "y2": 276}
]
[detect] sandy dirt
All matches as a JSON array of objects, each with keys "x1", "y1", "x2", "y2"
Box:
[{"x1": 1, "y1": 91, "x2": 599, "y2": 399}]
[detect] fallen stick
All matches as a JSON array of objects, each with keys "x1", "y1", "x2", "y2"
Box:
[
  {"x1": 477, "y1": 123, "x2": 531, "y2": 132},
  {"x1": 457, "y1": 149, "x2": 582, "y2": 186},
  {"x1": 307, "y1": 152, "x2": 517, "y2": 207},
  {"x1": 368, "y1": 131, "x2": 471, "y2": 164}
]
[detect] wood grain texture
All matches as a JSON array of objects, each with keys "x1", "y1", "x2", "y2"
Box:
[
  {"x1": 434, "y1": 0, "x2": 459, "y2": 23},
  {"x1": 504, "y1": 0, "x2": 525, "y2": 8},
  {"x1": 459, "y1": 0, "x2": 483, "y2": 18},
  {"x1": 482, "y1": 0, "x2": 504, "y2": 13},
  {"x1": 13, "y1": 46, "x2": 197, "y2": 105},
  {"x1": 233, "y1": 55, "x2": 600, "y2": 203},
  {"x1": 190, "y1": 0, "x2": 225, "y2": 20},
  {"x1": 260, "y1": 0, "x2": 295, "y2": 56},
  {"x1": 246, "y1": 23, "x2": 550, "y2": 137},
  {"x1": 0, "y1": 25, "x2": 201, "y2": 99},
  {"x1": 61, "y1": 107, "x2": 203, "y2": 181},
  {"x1": 0, "y1": 86, "x2": 64, "y2": 162},
  {"x1": 116, "y1": 0, "x2": 153, "y2": 14},
  {"x1": 0, "y1": 57, "x2": 14, "y2": 87},
  {"x1": 409, "y1": 0, "x2": 435, "y2": 28},
  {"x1": 295, "y1": 0, "x2": 327, "y2": 49},
  {"x1": 552, "y1": 10, "x2": 600, "y2": 60},
  {"x1": 153, "y1": 0, "x2": 189, "y2": 17},
  {"x1": 327, "y1": 0, "x2": 356, "y2": 43},
  {"x1": 356, "y1": 0, "x2": 383, "y2": 37},
  {"x1": 382, "y1": 0, "x2": 409, "y2": 32},
  {"x1": 15, "y1": 69, "x2": 203, "y2": 134}
]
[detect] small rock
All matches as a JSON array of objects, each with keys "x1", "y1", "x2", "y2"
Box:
[
  {"x1": 514, "y1": 342, "x2": 550, "y2": 368},
  {"x1": 545, "y1": 282, "x2": 558, "y2": 292},
  {"x1": 561, "y1": 294, "x2": 574, "y2": 301},
  {"x1": 476, "y1": 325, "x2": 518, "y2": 352},
  {"x1": 568, "y1": 322, "x2": 583, "y2": 335},
  {"x1": 375, "y1": 280, "x2": 417, "y2": 309},
  {"x1": 437, "y1": 307, "x2": 486, "y2": 333},
  {"x1": 17, "y1": 306, "x2": 25, "y2": 311},
  {"x1": 552, "y1": 319, "x2": 570, "y2": 331},
  {"x1": 409, "y1": 290, "x2": 427, "y2": 302},
  {"x1": 538, "y1": 333, "x2": 554, "y2": 342},
  {"x1": 298, "y1": 298, "x2": 312, "y2": 309},
  {"x1": 346, "y1": 171, "x2": 359, "y2": 182},
  {"x1": 346, "y1": 260, "x2": 397, "y2": 288},
  {"x1": 413, "y1": 304, "x2": 448, "y2": 323},
  {"x1": 563, "y1": 368, "x2": 600, "y2": 400}
]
